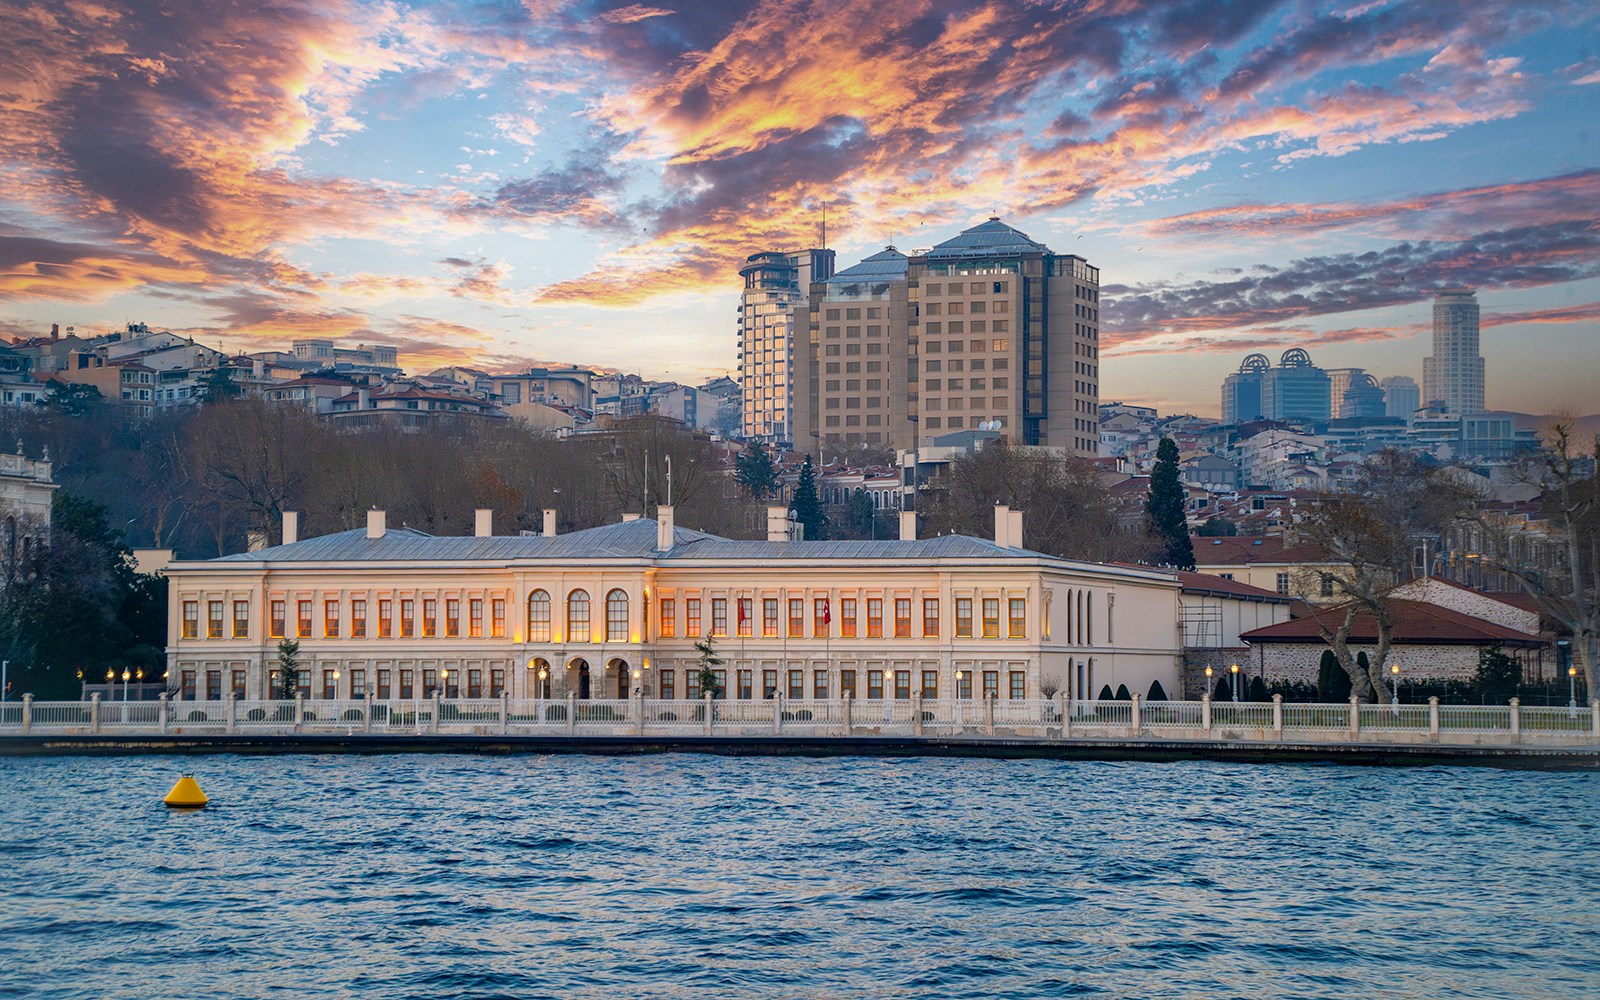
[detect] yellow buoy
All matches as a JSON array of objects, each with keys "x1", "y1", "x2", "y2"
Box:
[{"x1": 164, "y1": 774, "x2": 209, "y2": 809}]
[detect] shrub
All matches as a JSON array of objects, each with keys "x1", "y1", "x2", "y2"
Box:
[
  {"x1": 1247, "y1": 677, "x2": 1270, "y2": 702},
  {"x1": 1114, "y1": 684, "x2": 1131, "y2": 701},
  {"x1": 1147, "y1": 679, "x2": 1170, "y2": 702},
  {"x1": 187, "y1": 710, "x2": 208, "y2": 722},
  {"x1": 1212, "y1": 676, "x2": 1233, "y2": 701},
  {"x1": 1317, "y1": 650, "x2": 1351, "y2": 702},
  {"x1": 1473, "y1": 648, "x2": 1521, "y2": 704},
  {"x1": 245, "y1": 708, "x2": 267, "y2": 722},
  {"x1": 341, "y1": 709, "x2": 364, "y2": 722}
]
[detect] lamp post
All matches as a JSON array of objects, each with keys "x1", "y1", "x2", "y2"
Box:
[
  {"x1": 332, "y1": 668, "x2": 341, "y2": 700},
  {"x1": 135, "y1": 668, "x2": 144, "y2": 701},
  {"x1": 1229, "y1": 663, "x2": 1240, "y2": 703},
  {"x1": 1570, "y1": 665, "x2": 1579, "y2": 718},
  {"x1": 105, "y1": 668, "x2": 114, "y2": 697},
  {"x1": 440, "y1": 668, "x2": 451, "y2": 699},
  {"x1": 1390, "y1": 663, "x2": 1400, "y2": 707},
  {"x1": 539, "y1": 666, "x2": 549, "y2": 699},
  {"x1": 632, "y1": 667, "x2": 642, "y2": 697},
  {"x1": 121, "y1": 669, "x2": 131, "y2": 702}
]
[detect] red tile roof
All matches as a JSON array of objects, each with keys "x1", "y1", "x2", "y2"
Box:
[
  {"x1": 1241, "y1": 599, "x2": 1543, "y2": 647},
  {"x1": 1176, "y1": 571, "x2": 1294, "y2": 603},
  {"x1": 1191, "y1": 535, "x2": 1334, "y2": 566}
]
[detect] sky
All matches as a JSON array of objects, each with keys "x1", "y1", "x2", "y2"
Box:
[{"x1": 1, "y1": 0, "x2": 1597, "y2": 417}]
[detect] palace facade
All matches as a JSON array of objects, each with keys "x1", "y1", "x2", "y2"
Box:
[{"x1": 163, "y1": 506, "x2": 1184, "y2": 703}]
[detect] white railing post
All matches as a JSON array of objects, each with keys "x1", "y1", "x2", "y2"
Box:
[
  {"x1": 225, "y1": 691, "x2": 236, "y2": 734},
  {"x1": 20, "y1": 693, "x2": 31, "y2": 734},
  {"x1": 430, "y1": 691, "x2": 441, "y2": 734},
  {"x1": 843, "y1": 692, "x2": 853, "y2": 736},
  {"x1": 1428, "y1": 696, "x2": 1440, "y2": 740},
  {"x1": 632, "y1": 688, "x2": 644, "y2": 735},
  {"x1": 1271, "y1": 694, "x2": 1283, "y2": 738},
  {"x1": 158, "y1": 692, "x2": 169, "y2": 733},
  {"x1": 1130, "y1": 693, "x2": 1142, "y2": 737},
  {"x1": 1592, "y1": 699, "x2": 1599, "y2": 739},
  {"x1": 294, "y1": 691, "x2": 305, "y2": 728},
  {"x1": 1508, "y1": 697, "x2": 1520, "y2": 743},
  {"x1": 984, "y1": 693, "x2": 995, "y2": 736},
  {"x1": 1059, "y1": 691, "x2": 1070, "y2": 739},
  {"x1": 1202, "y1": 693, "x2": 1212, "y2": 733},
  {"x1": 565, "y1": 692, "x2": 576, "y2": 735},
  {"x1": 499, "y1": 690, "x2": 509, "y2": 735},
  {"x1": 90, "y1": 692, "x2": 101, "y2": 734},
  {"x1": 365, "y1": 691, "x2": 374, "y2": 734},
  {"x1": 912, "y1": 694, "x2": 923, "y2": 737},
  {"x1": 1348, "y1": 695, "x2": 1360, "y2": 739},
  {"x1": 774, "y1": 693, "x2": 785, "y2": 735}
]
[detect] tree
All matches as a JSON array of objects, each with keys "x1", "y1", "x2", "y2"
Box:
[
  {"x1": 693, "y1": 634, "x2": 724, "y2": 699},
  {"x1": 1146, "y1": 438, "x2": 1194, "y2": 569},
  {"x1": 197, "y1": 367, "x2": 242, "y2": 403},
  {"x1": 1212, "y1": 675, "x2": 1233, "y2": 701},
  {"x1": 1317, "y1": 649, "x2": 1352, "y2": 702},
  {"x1": 1097, "y1": 684, "x2": 1114, "y2": 701},
  {"x1": 734, "y1": 440, "x2": 778, "y2": 500},
  {"x1": 1474, "y1": 420, "x2": 1599, "y2": 700},
  {"x1": 1293, "y1": 450, "x2": 1478, "y2": 700},
  {"x1": 790, "y1": 455, "x2": 826, "y2": 541},
  {"x1": 1473, "y1": 648, "x2": 1520, "y2": 704},
  {"x1": 37, "y1": 381, "x2": 104, "y2": 418},
  {"x1": 1247, "y1": 676, "x2": 1270, "y2": 702},
  {"x1": 276, "y1": 638, "x2": 301, "y2": 698},
  {"x1": 1114, "y1": 683, "x2": 1131, "y2": 700},
  {"x1": 1197, "y1": 516, "x2": 1238, "y2": 537}
]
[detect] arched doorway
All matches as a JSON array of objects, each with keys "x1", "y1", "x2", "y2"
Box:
[
  {"x1": 607, "y1": 657, "x2": 630, "y2": 699},
  {"x1": 569, "y1": 657, "x2": 590, "y2": 699},
  {"x1": 530, "y1": 657, "x2": 551, "y2": 698}
]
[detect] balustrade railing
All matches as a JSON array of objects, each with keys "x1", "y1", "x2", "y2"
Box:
[{"x1": 0, "y1": 694, "x2": 1596, "y2": 747}]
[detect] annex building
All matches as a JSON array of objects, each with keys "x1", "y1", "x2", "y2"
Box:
[{"x1": 162, "y1": 507, "x2": 1184, "y2": 706}]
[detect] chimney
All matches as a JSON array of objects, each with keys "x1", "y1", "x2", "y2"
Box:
[
  {"x1": 543, "y1": 508, "x2": 558, "y2": 537},
  {"x1": 994, "y1": 504, "x2": 1011, "y2": 548},
  {"x1": 252, "y1": 358, "x2": 265, "y2": 379},
  {"x1": 656, "y1": 505, "x2": 675, "y2": 551},
  {"x1": 899, "y1": 510, "x2": 917, "y2": 541},
  {"x1": 622, "y1": 512, "x2": 640, "y2": 522},
  {"x1": 50, "y1": 323, "x2": 60, "y2": 341},
  {"x1": 767, "y1": 505, "x2": 790, "y2": 543},
  {"x1": 367, "y1": 509, "x2": 386, "y2": 539},
  {"x1": 1008, "y1": 509, "x2": 1024, "y2": 551},
  {"x1": 358, "y1": 387, "x2": 371, "y2": 409},
  {"x1": 474, "y1": 508, "x2": 493, "y2": 537},
  {"x1": 282, "y1": 511, "x2": 298, "y2": 546}
]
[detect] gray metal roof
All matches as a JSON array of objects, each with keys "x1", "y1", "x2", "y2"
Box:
[
  {"x1": 208, "y1": 519, "x2": 724, "y2": 563},
  {"x1": 827, "y1": 246, "x2": 908, "y2": 283},
  {"x1": 922, "y1": 218, "x2": 1051, "y2": 259},
  {"x1": 661, "y1": 533, "x2": 1024, "y2": 561}
]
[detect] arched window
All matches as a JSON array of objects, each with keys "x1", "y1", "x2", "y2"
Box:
[
  {"x1": 567, "y1": 589, "x2": 590, "y2": 642},
  {"x1": 606, "y1": 589, "x2": 629, "y2": 641},
  {"x1": 527, "y1": 590, "x2": 551, "y2": 642}
]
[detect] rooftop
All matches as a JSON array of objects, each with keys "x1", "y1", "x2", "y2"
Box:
[
  {"x1": 1241, "y1": 599, "x2": 1543, "y2": 646},
  {"x1": 921, "y1": 218, "x2": 1052, "y2": 260}
]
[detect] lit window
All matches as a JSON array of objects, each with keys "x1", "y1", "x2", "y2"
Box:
[
  {"x1": 659, "y1": 598, "x2": 676, "y2": 638},
  {"x1": 763, "y1": 598, "x2": 779, "y2": 637},
  {"x1": 324, "y1": 599, "x2": 340, "y2": 638},
  {"x1": 181, "y1": 600, "x2": 199, "y2": 639},
  {"x1": 788, "y1": 598, "x2": 804, "y2": 638},
  {"x1": 955, "y1": 598, "x2": 973, "y2": 638},
  {"x1": 233, "y1": 600, "x2": 250, "y2": 639},
  {"x1": 445, "y1": 599, "x2": 460, "y2": 637},
  {"x1": 568, "y1": 589, "x2": 590, "y2": 641},
  {"x1": 814, "y1": 598, "x2": 830, "y2": 637},
  {"x1": 711, "y1": 597, "x2": 727, "y2": 637},
  {"x1": 528, "y1": 590, "x2": 551, "y2": 641},
  {"x1": 686, "y1": 598, "x2": 701, "y2": 637},
  {"x1": 400, "y1": 599, "x2": 414, "y2": 637},
  {"x1": 737, "y1": 598, "x2": 753, "y2": 637},
  {"x1": 840, "y1": 599, "x2": 857, "y2": 638},
  {"x1": 491, "y1": 598, "x2": 504, "y2": 638},
  {"x1": 207, "y1": 601, "x2": 223, "y2": 639},
  {"x1": 894, "y1": 598, "x2": 911, "y2": 638},
  {"x1": 982, "y1": 598, "x2": 1000, "y2": 639},
  {"x1": 378, "y1": 599, "x2": 393, "y2": 638},
  {"x1": 866, "y1": 598, "x2": 883, "y2": 638},
  {"x1": 297, "y1": 600, "x2": 313, "y2": 639},
  {"x1": 423, "y1": 599, "x2": 438, "y2": 638},
  {"x1": 608, "y1": 589, "x2": 630, "y2": 641},
  {"x1": 470, "y1": 598, "x2": 484, "y2": 638},
  {"x1": 1009, "y1": 598, "x2": 1026, "y2": 639},
  {"x1": 351, "y1": 599, "x2": 367, "y2": 638},
  {"x1": 923, "y1": 598, "x2": 939, "y2": 637}
]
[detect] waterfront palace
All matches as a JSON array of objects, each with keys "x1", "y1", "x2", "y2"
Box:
[{"x1": 162, "y1": 506, "x2": 1184, "y2": 704}]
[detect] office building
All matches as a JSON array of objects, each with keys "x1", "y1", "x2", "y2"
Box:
[
  {"x1": 1423, "y1": 289, "x2": 1485, "y2": 415},
  {"x1": 1381, "y1": 376, "x2": 1421, "y2": 424},
  {"x1": 1221, "y1": 353, "x2": 1270, "y2": 423},
  {"x1": 1338, "y1": 371, "x2": 1386, "y2": 419},
  {"x1": 1260, "y1": 348, "x2": 1331, "y2": 421},
  {"x1": 738, "y1": 248, "x2": 835, "y2": 445}
]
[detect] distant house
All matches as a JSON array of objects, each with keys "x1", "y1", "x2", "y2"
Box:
[{"x1": 1190, "y1": 534, "x2": 1344, "y2": 601}]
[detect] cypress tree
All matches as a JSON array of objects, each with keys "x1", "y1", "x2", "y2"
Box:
[
  {"x1": 1097, "y1": 684, "x2": 1115, "y2": 701},
  {"x1": 1317, "y1": 649, "x2": 1351, "y2": 702},
  {"x1": 790, "y1": 455, "x2": 827, "y2": 541},
  {"x1": 1213, "y1": 675, "x2": 1233, "y2": 701},
  {"x1": 1146, "y1": 438, "x2": 1194, "y2": 570},
  {"x1": 1248, "y1": 676, "x2": 1270, "y2": 702}
]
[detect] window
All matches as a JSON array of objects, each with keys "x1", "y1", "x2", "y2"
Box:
[
  {"x1": 232, "y1": 670, "x2": 247, "y2": 699},
  {"x1": 814, "y1": 598, "x2": 831, "y2": 637},
  {"x1": 923, "y1": 598, "x2": 940, "y2": 637},
  {"x1": 866, "y1": 598, "x2": 883, "y2": 638},
  {"x1": 867, "y1": 670, "x2": 885, "y2": 700},
  {"x1": 982, "y1": 598, "x2": 1000, "y2": 639},
  {"x1": 377, "y1": 669, "x2": 392, "y2": 699},
  {"x1": 271, "y1": 600, "x2": 286, "y2": 638},
  {"x1": 1276, "y1": 572, "x2": 1291, "y2": 596},
  {"x1": 207, "y1": 670, "x2": 222, "y2": 701},
  {"x1": 421, "y1": 599, "x2": 437, "y2": 637},
  {"x1": 1009, "y1": 598, "x2": 1026, "y2": 639},
  {"x1": 788, "y1": 598, "x2": 804, "y2": 638},
  {"x1": 762, "y1": 598, "x2": 778, "y2": 637},
  {"x1": 204, "y1": 601, "x2": 222, "y2": 639},
  {"x1": 982, "y1": 670, "x2": 999, "y2": 698},
  {"x1": 528, "y1": 590, "x2": 551, "y2": 641},
  {"x1": 400, "y1": 599, "x2": 414, "y2": 637},
  {"x1": 894, "y1": 598, "x2": 912, "y2": 638},
  {"x1": 468, "y1": 669, "x2": 483, "y2": 698},
  {"x1": 686, "y1": 598, "x2": 702, "y2": 637},
  {"x1": 957, "y1": 671, "x2": 973, "y2": 699},
  {"x1": 1009, "y1": 671, "x2": 1026, "y2": 700},
  {"x1": 297, "y1": 600, "x2": 313, "y2": 639},
  {"x1": 351, "y1": 599, "x2": 367, "y2": 638},
  {"x1": 568, "y1": 589, "x2": 591, "y2": 641},
  {"x1": 232, "y1": 600, "x2": 250, "y2": 639},
  {"x1": 491, "y1": 598, "x2": 505, "y2": 638},
  {"x1": 490, "y1": 669, "x2": 504, "y2": 697},
  {"x1": 659, "y1": 598, "x2": 676, "y2": 638},
  {"x1": 841, "y1": 669, "x2": 857, "y2": 698},
  {"x1": 181, "y1": 600, "x2": 199, "y2": 639},
  {"x1": 813, "y1": 670, "x2": 830, "y2": 699},
  {"x1": 422, "y1": 669, "x2": 438, "y2": 697},
  {"x1": 399, "y1": 669, "x2": 414, "y2": 699},
  {"x1": 1320, "y1": 574, "x2": 1336, "y2": 598},
  {"x1": 445, "y1": 599, "x2": 460, "y2": 637},
  {"x1": 323, "y1": 599, "x2": 340, "y2": 638},
  {"x1": 181, "y1": 669, "x2": 196, "y2": 700},
  {"x1": 686, "y1": 669, "x2": 701, "y2": 700},
  {"x1": 955, "y1": 598, "x2": 973, "y2": 638},
  {"x1": 660, "y1": 670, "x2": 676, "y2": 700},
  {"x1": 788, "y1": 670, "x2": 804, "y2": 699},
  {"x1": 470, "y1": 598, "x2": 484, "y2": 637},
  {"x1": 922, "y1": 670, "x2": 938, "y2": 699},
  {"x1": 763, "y1": 669, "x2": 778, "y2": 698},
  {"x1": 322, "y1": 670, "x2": 339, "y2": 699},
  {"x1": 738, "y1": 598, "x2": 753, "y2": 637},
  {"x1": 737, "y1": 669, "x2": 753, "y2": 700},
  {"x1": 585, "y1": 590, "x2": 620, "y2": 645},
  {"x1": 711, "y1": 596, "x2": 727, "y2": 637},
  {"x1": 840, "y1": 598, "x2": 857, "y2": 638},
  {"x1": 894, "y1": 670, "x2": 911, "y2": 700}
]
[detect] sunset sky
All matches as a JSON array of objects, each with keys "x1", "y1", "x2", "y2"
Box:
[{"x1": 1, "y1": 0, "x2": 1596, "y2": 416}]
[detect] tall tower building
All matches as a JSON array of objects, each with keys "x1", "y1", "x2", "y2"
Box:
[
  {"x1": 738, "y1": 248, "x2": 835, "y2": 444},
  {"x1": 1381, "y1": 375, "x2": 1421, "y2": 424},
  {"x1": 1423, "y1": 289, "x2": 1485, "y2": 415},
  {"x1": 1261, "y1": 348, "x2": 1332, "y2": 421},
  {"x1": 1339, "y1": 372, "x2": 1386, "y2": 419},
  {"x1": 1221, "y1": 353, "x2": 1269, "y2": 423}
]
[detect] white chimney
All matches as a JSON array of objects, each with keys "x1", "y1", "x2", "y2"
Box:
[
  {"x1": 767, "y1": 506, "x2": 790, "y2": 543},
  {"x1": 474, "y1": 508, "x2": 493, "y2": 537},
  {"x1": 282, "y1": 511, "x2": 298, "y2": 546},
  {"x1": 1009, "y1": 509, "x2": 1023, "y2": 551},
  {"x1": 994, "y1": 504, "x2": 1010, "y2": 548},
  {"x1": 899, "y1": 510, "x2": 917, "y2": 541},
  {"x1": 656, "y1": 505, "x2": 675, "y2": 551},
  {"x1": 622, "y1": 513, "x2": 640, "y2": 522},
  {"x1": 367, "y1": 509, "x2": 386, "y2": 539},
  {"x1": 543, "y1": 508, "x2": 558, "y2": 537},
  {"x1": 357, "y1": 387, "x2": 371, "y2": 409}
]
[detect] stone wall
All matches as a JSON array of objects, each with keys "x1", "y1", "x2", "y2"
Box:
[
  {"x1": 1249, "y1": 643, "x2": 1483, "y2": 685},
  {"x1": 1181, "y1": 647, "x2": 1251, "y2": 698}
]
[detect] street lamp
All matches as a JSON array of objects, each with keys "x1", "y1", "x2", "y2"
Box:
[
  {"x1": 332, "y1": 669, "x2": 341, "y2": 700},
  {"x1": 1229, "y1": 663, "x2": 1240, "y2": 703},
  {"x1": 121, "y1": 669, "x2": 131, "y2": 702},
  {"x1": 538, "y1": 666, "x2": 549, "y2": 699},
  {"x1": 1390, "y1": 663, "x2": 1400, "y2": 708},
  {"x1": 1569, "y1": 665, "x2": 1579, "y2": 718},
  {"x1": 632, "y1": 667, "x2": 642, "y2": 697},
  {"x1": 440, "y1": 668, "x2": 451, "y2": 699}
]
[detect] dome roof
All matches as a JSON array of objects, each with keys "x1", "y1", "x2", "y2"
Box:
[{"x1": 921, "y1": 217, "x2": 1052, "y2": 259}]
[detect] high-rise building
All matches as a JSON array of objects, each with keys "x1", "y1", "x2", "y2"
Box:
[
  {"x1": 1260, "y1": 348, "x2": 1331, "y2": 421},
  {"x1": 1338, "y1": 372, "x2": 1386, "y2": 419},
  {"x1": 1221, "y1": 353, "x2": 1269, "y2": 423},
  {"x1": 1423, "y1": 289, "x2": 1484, "y2": 415},
  {"x1": 1381, "y1": 375, "x2": 1421, "y2": 424},
  {"x1": 738, "y1": 248, "x2": 835, "y2": 444}
]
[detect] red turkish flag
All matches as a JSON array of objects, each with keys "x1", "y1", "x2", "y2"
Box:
[
  {"x1": 821, "y1": 598, "x2": 831, "y2": 625},
  {"x1": 737, "y1": 599, "x2": 749, "y2": 624}
]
